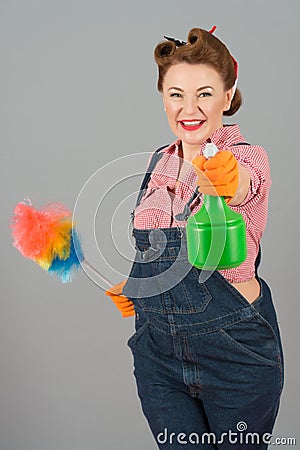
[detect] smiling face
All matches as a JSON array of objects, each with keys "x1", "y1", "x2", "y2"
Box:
[{"x1": 162, "y1": 63, "x2": 234, "y2": 155}]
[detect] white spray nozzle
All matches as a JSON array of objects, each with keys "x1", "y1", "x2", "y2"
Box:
[{"x1": 203, "y1": 142, "x2": 219, "y2": 159}]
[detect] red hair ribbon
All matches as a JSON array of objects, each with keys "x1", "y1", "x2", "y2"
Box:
[
  {"x1": 208, "y1": 25, "x2": 217, "y2": 34},
  {"x1": 231, "y1": 55, "x2": 238, "y2": 78}
]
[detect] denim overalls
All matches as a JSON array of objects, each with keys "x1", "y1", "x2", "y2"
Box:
[{"x1": 123, "y1": 146, "x2": 284, "y2": 450}]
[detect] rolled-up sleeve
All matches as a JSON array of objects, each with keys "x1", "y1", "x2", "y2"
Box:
[{"x1": 231, "y1": 144, "x2": 271, "y2": 207}]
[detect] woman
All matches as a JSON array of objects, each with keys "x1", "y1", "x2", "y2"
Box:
[{"x1": 106, "y1": 27, "x2": 284, "y2": 449}]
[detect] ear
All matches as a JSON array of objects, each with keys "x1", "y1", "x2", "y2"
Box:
[
  {"x1": 223, "y1": 88, "x2": 234, "y2": 111},
  {"x1": 162, "y1": 99, "x2": 166, "y2": 111}
]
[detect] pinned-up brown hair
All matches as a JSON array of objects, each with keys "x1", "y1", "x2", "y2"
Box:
[{"x1": 154, "y1": 27, "x2": 241, "y2": 116}]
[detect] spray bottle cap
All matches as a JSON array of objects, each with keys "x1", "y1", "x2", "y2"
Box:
[{"x1": 203, "y1": 142, "x2": 219, "y2": 159}]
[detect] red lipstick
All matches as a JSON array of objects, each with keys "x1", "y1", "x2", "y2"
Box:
[{"x1": 179, "y1": 120, "x2": 205, "y2": 131}]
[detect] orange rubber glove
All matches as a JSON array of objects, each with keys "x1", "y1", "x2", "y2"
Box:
[
  {"x1": 192, "y1": 150, "x2": 239, "y2": 202},
  {"x1": 105, "y1": 279, "x2": 135, "y2": 318}
]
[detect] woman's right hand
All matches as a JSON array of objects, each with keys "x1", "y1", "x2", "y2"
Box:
[{"x1": 105, "y1": 279, "x2": 135, "y2": 318}]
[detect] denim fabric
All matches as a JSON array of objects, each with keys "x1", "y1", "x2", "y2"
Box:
[{"x1": 123, "y1": 227, "x2": 284, "y2": 450}]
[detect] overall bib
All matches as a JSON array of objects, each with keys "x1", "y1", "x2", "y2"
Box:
[{"x1": 123, "y1": 146, "x2": 284, "y2": 450}]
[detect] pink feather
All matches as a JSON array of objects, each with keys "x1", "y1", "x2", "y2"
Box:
[{"x1": 10, "y1": 201, "x2": 72, "y2": 261}]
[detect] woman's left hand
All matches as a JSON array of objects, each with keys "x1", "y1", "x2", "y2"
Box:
[
  {"x1": 192, "y1": 150, "x2": 239, "y2": 202},
  {"x1": 105, "y1": 280, "x2": 135, "y2": 318}
]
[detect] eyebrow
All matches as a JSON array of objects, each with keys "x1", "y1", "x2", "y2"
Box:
[{"x1": 167, "y1": 86, "x2": 215, "y2": 92}]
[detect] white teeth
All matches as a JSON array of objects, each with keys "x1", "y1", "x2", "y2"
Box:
[{"x1": 182, "y1": 121, "x2": 202, "y2": 126}]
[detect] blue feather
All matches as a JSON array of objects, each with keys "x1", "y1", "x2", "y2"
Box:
[{"x1": 48, "y1": 229, "x2": 84, "y2": 283}]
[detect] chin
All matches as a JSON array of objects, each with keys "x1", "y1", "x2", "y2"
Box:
[
  {"x1": 181, "y1": 136, "x2": 207, "y2": 146},
  {"x1": 176, "y1": 129, "x2": 209, "y2": 146}
]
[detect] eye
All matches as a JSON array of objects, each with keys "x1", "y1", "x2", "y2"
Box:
[
  {"x1": 198, "y1": 92, "x2": 212, "y2": 98},
  {"x1": 170, "y1": 92, "x2": 183, "y2": 98}
]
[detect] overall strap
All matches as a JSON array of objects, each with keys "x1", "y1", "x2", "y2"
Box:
[
  {"x1": 132, "y1": 144, "x2": 169, "y2": 212},
  {"x1": 254, "y1": 245, "x2": 261, "y2": 277},
  {"x1": 233, "y1": 142, "x2": 251, "y2": 146}
]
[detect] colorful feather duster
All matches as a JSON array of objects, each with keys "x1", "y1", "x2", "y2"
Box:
[
  {"x1": 10, "y1": 199, "x2": 113, "y2": 286},
  {"x1": 10, "y1": 200, "x2": 84, "y2": 283}
]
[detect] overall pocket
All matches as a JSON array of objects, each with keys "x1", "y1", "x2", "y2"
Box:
[
  {"x1": 220, "y1": 314, "x2": 282, "y2": 368},
  {"x1": 127, "y1": 310, "x2": 150, "y2": 349}
]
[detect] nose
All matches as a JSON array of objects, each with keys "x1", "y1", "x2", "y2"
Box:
[{"x1": 183, "y1": 95, "x2": 199, "y2": 115}]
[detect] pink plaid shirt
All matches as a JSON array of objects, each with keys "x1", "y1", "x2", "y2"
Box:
[{"x1": 133, "y1": 125, "x2": 271, "y2": 283}]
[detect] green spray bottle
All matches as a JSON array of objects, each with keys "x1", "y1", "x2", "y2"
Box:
[{"x1": 186, "y1": 142, "x2": 247, "y2": 270}]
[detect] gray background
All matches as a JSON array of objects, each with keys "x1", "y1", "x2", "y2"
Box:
[{"x1": 1, "y1": 0, "x2": 299, "y2": 449}]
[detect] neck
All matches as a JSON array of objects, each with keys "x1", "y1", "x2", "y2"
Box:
[{"x1": 181, "y1": 143, "x2": 203, "y2": 162}]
